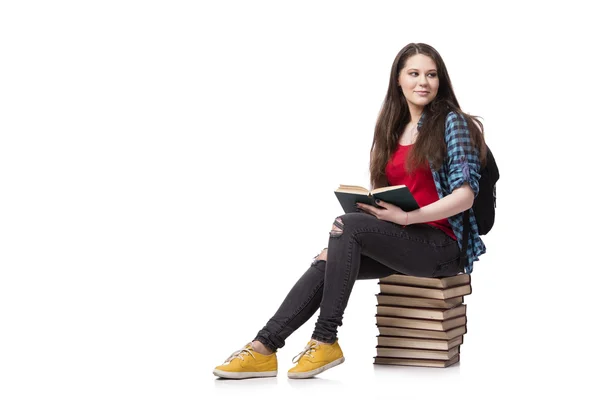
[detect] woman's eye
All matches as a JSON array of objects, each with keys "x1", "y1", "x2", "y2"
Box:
[{"x1": 410, "y1": 72, "x2": 437, "y2": 77}]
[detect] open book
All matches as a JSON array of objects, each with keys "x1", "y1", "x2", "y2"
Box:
[{"x1": 334, "y1": 184, "x2": 420, "y2": 214}]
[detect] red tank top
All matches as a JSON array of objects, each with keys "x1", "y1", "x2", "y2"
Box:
[{"x1": 385, "y1": 143, "x2": 456, "y2": 240}]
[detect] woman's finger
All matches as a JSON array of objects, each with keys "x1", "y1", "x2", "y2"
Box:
[
  {"x1": 374, "y1": 199, "x2": 387, "y2": 207},
  {"x1": 356, "y1": 203, "x2": 378, "y2": 214}
]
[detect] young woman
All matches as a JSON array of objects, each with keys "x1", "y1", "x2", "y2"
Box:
[{"x1": 213, "y1": 43, "x2": 487, "y2": 380}]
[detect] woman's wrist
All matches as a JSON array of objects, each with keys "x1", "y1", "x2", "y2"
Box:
[{"x1": 398, "y1": 211, "x2": 410, "y2": 226}]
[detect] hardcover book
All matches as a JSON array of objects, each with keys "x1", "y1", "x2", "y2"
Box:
[
  {"x1": 377, "y1": 325, "x2": 467, "y2": 340},
  {"x1": 378, "y1": 283, "x2": 472, "y2": 299},
  {"x1": 376, "y1": 335, "x2": 463, "y2": 351},
  {"x1": 379, "y1": 273, "x2": 471, "y2": 289},
  {"x1": 334, "y1": 184, "x2": 420, "y2": 214},
  {"x1": 376, "y1": 294, "x2": 464, "y2": 309},
  {"x1": 374, "y1": 354, "x2": 460, "y2": 368},
  {"x1": 375, "y1": 345, "x2": 460, "y2": 360},
  {"x1": 376, "y1": 304, "x2": 467, "y2": 321},
  {"x1": 375, "y1": 315, "x2": 467, "y2": 331}
]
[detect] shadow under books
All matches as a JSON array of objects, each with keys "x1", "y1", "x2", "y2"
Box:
[{"x1": 373, "y1": 362, "x2": 461, "y2": 378}]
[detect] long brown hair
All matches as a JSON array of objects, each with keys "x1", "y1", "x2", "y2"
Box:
[{"x1": 369, "y1": 43, "x2": 486, "y2": 190}]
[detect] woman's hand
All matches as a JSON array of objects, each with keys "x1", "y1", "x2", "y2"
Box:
[{"x1": 355, "y1": 200, "x2": 408, "y2": 226}]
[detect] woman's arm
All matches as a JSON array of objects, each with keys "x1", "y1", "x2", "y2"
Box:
[
  {"x1": 405, "y1": 182, "x2": 474, "y2": 225},
  {"x1": 404, "y1": 111, "x2": 481, "y2": 225},
  {"x1": 357, "y1": 183, "x2": 473, "y2": 225}
]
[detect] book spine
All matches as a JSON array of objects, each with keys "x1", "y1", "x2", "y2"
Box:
[{"x1": 368, "y1": 193, "x2": 377, "y2": 207}]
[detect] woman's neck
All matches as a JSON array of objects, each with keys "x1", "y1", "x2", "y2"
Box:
[
  {"x1": 409, "y1": 113, "x2": 422, "y2": 126},
  {"x1": 407, "y1": 104, "x2": 424, "y2": 125}
]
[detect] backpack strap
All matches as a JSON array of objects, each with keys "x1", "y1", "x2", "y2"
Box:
[{"x1": 458, "y1": 211, "x2": 470, "y2": 271}]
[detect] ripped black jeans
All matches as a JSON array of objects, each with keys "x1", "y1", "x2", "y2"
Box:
[{"x1": 254, "y1": 212, "x2": 463, "y2": 351}]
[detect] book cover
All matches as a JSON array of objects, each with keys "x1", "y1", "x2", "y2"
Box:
[
  {"x1": 378, "y1": 283, "x2": 472, "y2": 299},
  {"x1": 379, "y1": 273, "x2": 471, "y2": 289},
  {"x1": 375, "y1": 294, "x2": 464, "y2": 309},
  {"x1": 334, "y1": 184, "x2": 420, "y2": 214},
  {"x1": 376, "y1": 304, "x2": 467, "y2": 321},
  {"x1": 377, "y1": 325, "x2": 467, "y2": 340},
  {"x1": 373, "y1": 354, "x2": 460, "y2": 368}
]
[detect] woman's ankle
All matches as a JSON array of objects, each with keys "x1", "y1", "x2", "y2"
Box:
[{"x1": 251, "y1": 340, "x2": 274, "y2": 355}]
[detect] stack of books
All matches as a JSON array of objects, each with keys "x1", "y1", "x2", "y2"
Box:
[{"x1": 373, "y1": 273, "x2": 472, "y2": 368}]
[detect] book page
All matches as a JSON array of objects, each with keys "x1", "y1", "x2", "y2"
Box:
[
  {"x1": 336, "y1": 184, "x2": 369, "y2": 194},
  {"x1": 371, "y1": 184, "x2": 406, "y2": 194}
]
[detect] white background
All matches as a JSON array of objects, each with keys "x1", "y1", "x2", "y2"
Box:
[{"x1": 1, "y1": 1, "x2": 599, "y2": 399}]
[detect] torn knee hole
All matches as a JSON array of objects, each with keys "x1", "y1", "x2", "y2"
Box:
[
  {"x1": 329, "y1": 217, "x2": 344, "y2": 238},
  {"x1": 316, "y1": 248, "x2": 328, "y2": 261}
]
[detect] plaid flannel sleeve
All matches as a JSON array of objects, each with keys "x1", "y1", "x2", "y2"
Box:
[{"x1": 444, "y1": 111, "x2": 481, "y2": 196}]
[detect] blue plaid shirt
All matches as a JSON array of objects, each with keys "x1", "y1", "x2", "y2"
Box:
[{"x1": 417, "y1": 111, "x2": 486, "y2": 274}]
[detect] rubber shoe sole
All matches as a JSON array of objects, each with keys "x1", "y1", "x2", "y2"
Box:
[
  {"x1": 213, "y1": 369, "x2": 277, "y2": 379},
  {"x1": 287, "y1": 356, "x2": 345, "y2": 379}
]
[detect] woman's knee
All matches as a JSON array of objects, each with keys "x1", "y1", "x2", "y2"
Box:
[
  {"x1": 329, "y1": 213, "x2": 371, "y2": 238},
  {"x1": 311, "y1": 248, "x2": 327, "y2": 263},
  {"x1": 316, "y1": 248, "x2": 328, "y2": 261},
  {"x1": 310, "y1": 248, "x2": 328, "y2": 271}
]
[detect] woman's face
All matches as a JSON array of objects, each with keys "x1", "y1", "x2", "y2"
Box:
[{"x1": 398, "y1": 54, "x2": 439, "y2": 109}]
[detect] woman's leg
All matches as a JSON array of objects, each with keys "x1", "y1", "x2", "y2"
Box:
[
  {"x1": 253, "y1": 248, "x2": 404, "y2": 352},
  {"x1": 253, "y1": 251, "x2": 328, "y2": 353},
  {"x1": 312, "y1": 212, "x2": 462, "y2": 344}
]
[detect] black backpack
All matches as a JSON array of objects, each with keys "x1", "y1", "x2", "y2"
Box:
[
  {"x1": 472, "y1": 145, "x2": 499, "y2": 235},
  {"x1": 459, "y1": 145, "x2": 499, "y2": 268}
]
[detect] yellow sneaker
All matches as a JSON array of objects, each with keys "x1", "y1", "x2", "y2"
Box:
[
  {"x1": 288, "y1": 339, "x2": 345, "y2": 379},
  {"x1": 213, "y1": 343, "x2": 277, "y2": 379}
]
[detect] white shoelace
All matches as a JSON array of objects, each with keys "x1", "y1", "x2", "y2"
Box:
[
  {"x1": 223, "y1": 344, "x2": 256, "y2": 364},
  {"x1": 292, "y1": 341, "x2": 319, "y2": 364}
]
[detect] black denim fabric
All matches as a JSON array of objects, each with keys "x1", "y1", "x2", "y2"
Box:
[{"x1": 254, "y1": 212, "x2": 462, "y2": 351}]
